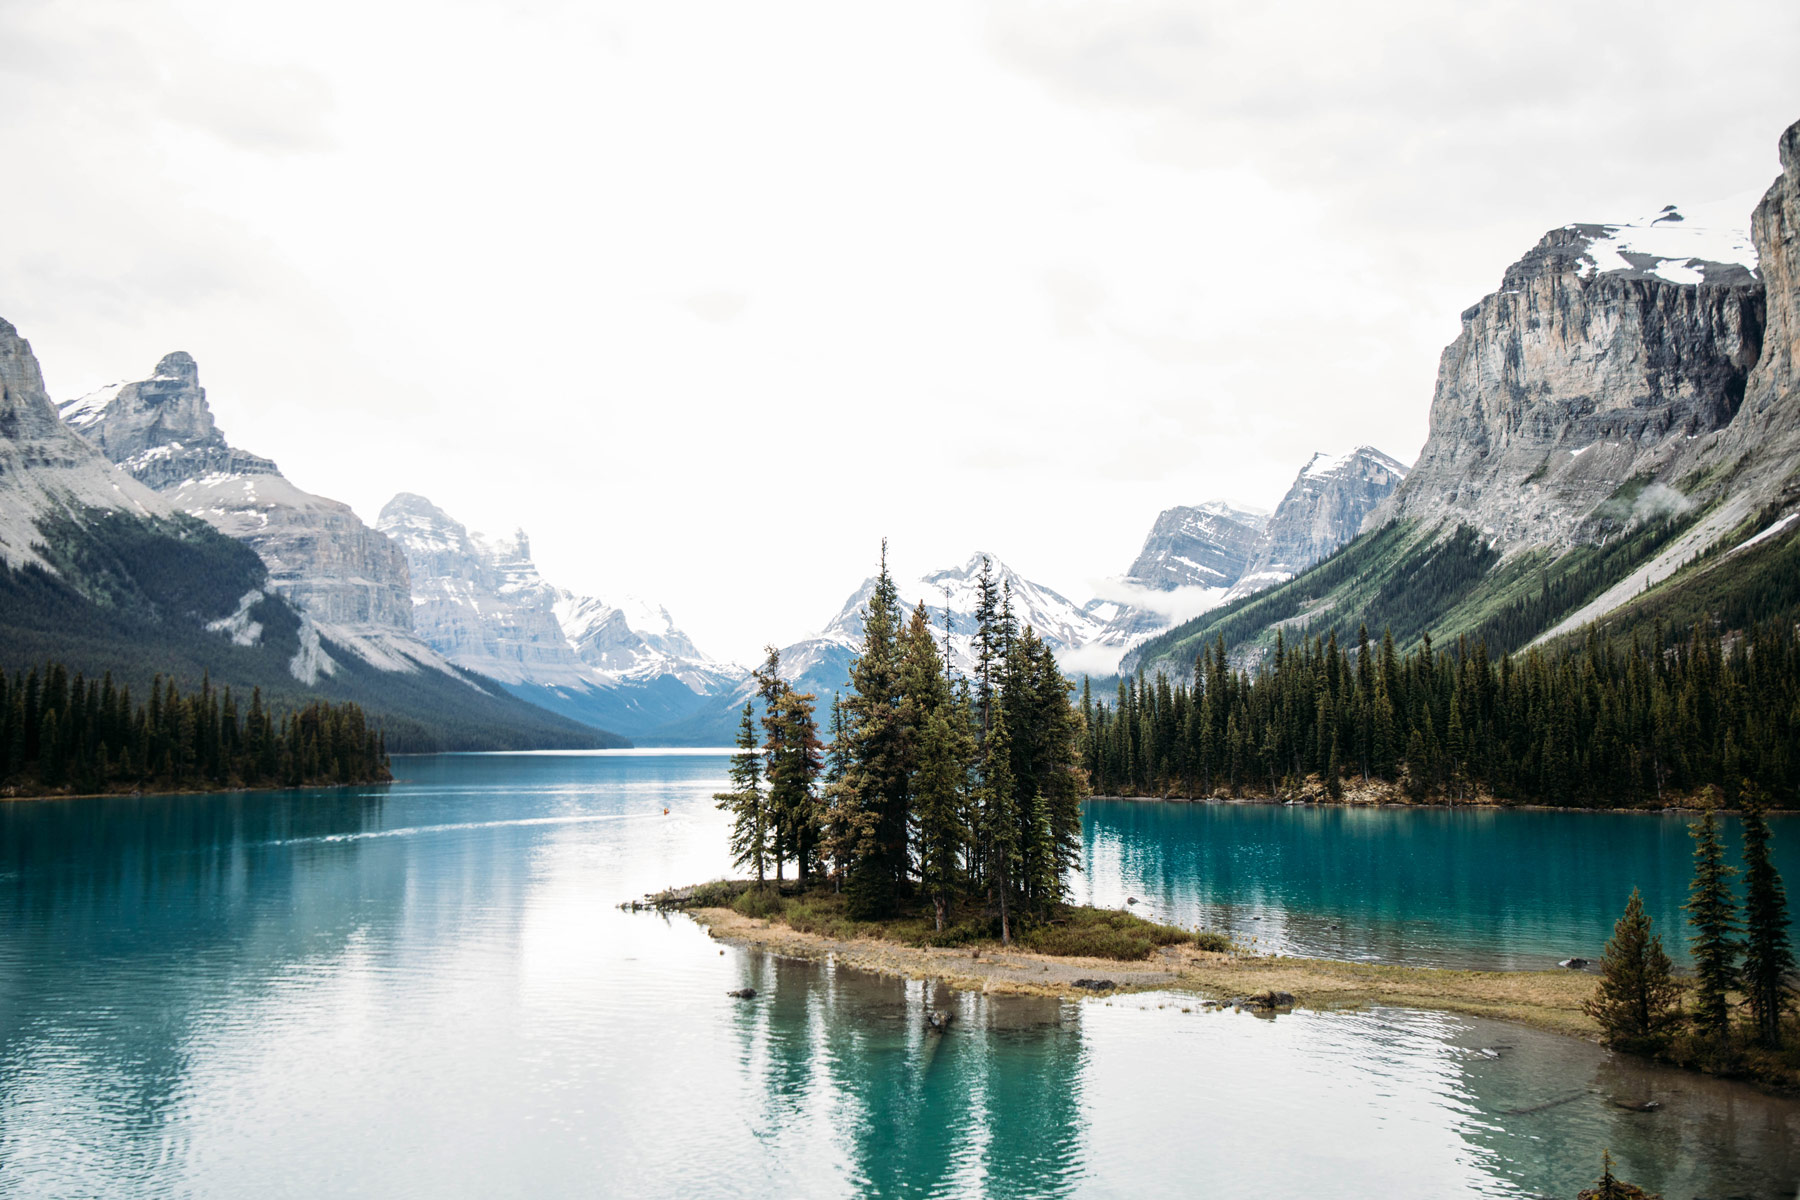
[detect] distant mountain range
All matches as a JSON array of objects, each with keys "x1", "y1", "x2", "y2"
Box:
[{"x1": 642, "y1": 552, "x2": 1110, "y2": 745}]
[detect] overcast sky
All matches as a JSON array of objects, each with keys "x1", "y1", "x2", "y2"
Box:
[{"x1": 3, "y1": 0, "x2": 1797, "y2": 664}]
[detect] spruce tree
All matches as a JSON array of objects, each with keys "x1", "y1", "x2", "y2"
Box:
[
  {"x1": 834, "y1": 543, "x2": 910, "y2": 916},
  {"x1": 913, "y1": 706, "x2": 971, "y2": 932},
  {"x1": 1583, "y1": 889, "x2": 1682, "y2": 1048},
  {"x1": 982, "y1": 706, "x2": 1021, "y2": 945},
  {"x1": 716, "y1": 703, "x2": 769, "y2": 885},
  {"x1": 767, "y1": 688, "x2": 823, "y2": 884},
  {"x1": 1684, "y1": 806, "x2": 1740, "y2": 1041},
  {"x1": 1740, "y1": 787, "x2": 1795, "y2": 1048}
]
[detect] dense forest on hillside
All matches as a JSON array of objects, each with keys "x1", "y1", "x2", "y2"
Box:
[
  {"x1": 1086, "y1": 618, "x2": 1800, "y2": 808},
  {"x1": 1126, "y1": 493, "x2": 1800, "y2": 693},
  {"x1": 0, "y1": 661, "x2": 390, "y2": 796}
]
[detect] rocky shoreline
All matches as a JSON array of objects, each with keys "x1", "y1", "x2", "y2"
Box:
[{"x1": 684, "y1": 905, "x2": 1601, "y2": 1040}]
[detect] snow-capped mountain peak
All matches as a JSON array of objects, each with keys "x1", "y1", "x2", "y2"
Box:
[
  {"x1": 815, "y1": 551, "x2": 1104, "y2": 677},
  {"x1": 376, "y1": 492, "x2": 742, "y2": 737}
]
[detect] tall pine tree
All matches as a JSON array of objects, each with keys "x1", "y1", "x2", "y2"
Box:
[
  {"x1": 1684, "y1": 806, "x2": 1741, "y2": 1041},
  {"x1": 716, "y1": 703, "x2": 769, "y2": 885},
  {"x1": 1740, "y1": 787, "x2": 1794, "y2": 1048}
]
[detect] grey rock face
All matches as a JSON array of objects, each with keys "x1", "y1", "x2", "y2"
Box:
[
  {"x1": 61, "y1": 354, "x2": 417, "y2": 638},
  {"x1": 378, "y1": 492, "x2": 735, "y2": 695},
  {"x1": 1125, "y1": 502, "x2": 1268, "y2": 591},
  {"x1": 1, "y1": 318, "x2": 172, "y2": 570},
  {"x1": 1229, "y1": 448, "x2": 1409, "y2": 599},
  {"x1": 1675, "y1": 118, "x2": 1800, "y2": 508},
  {"x1": 60, "y1": 352, "x2": 279, "y2": 490},
  {"x1": 1372, "y1": 206, "x2": 1765, "y2": 549},
  {"x1": 377, "y1": 493, "x2": 586, "y2": 686}
]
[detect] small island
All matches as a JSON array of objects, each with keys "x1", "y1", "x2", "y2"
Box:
[{"x1": 641, "y1": 879, "x2": 1604, "y2": 1038}]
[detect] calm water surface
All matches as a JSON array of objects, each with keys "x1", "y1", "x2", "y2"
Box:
[{"x1": 1, "y1": 753, "x2": 1795, "y2": 1198}]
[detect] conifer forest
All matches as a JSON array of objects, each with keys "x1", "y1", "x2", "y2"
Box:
[
  {"x1": 1081, "y1": 619, "x2": 1800, "y2": 808},
  {"x1": 0, "y1": 661, "x2": 391, "y2": 796}
]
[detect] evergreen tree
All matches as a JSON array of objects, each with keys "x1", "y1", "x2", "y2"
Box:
[
  {"x1": 1684, "y1": 806, "x2": 1740, "y2": 1041},
  {"x1": 981, "y1": 705, "x2": 1021, "y2": 945},
  {"x1": 1583, "y1": 889, "x2": 1682, "y2": 1048},
  {"x1": 715, "y1": 703, "x2": 769, "y2": 885},
  {"x1": 913, "y1": 705, "x2": 971, "y2": 931},
  {"x1": 1740, "y1": 786, "x2": 1795, "y2": 1048},
  {"x1": 833, "y1": 542, "x2": 911, "y2": 916},
  {"x1": 767, "y1": 687, "x2": 824, "y2": 884}
]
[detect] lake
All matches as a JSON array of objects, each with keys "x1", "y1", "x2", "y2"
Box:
[{"x1": 1, "y1": 752, "x2": 1794, "y2": 1198}]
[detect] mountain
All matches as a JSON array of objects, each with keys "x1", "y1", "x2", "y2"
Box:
[
  {"x1": 1, "y1": 319, "x2": 177, "y2": 570},
  {"x1": 1121, "y1": 501, "x2": 1269, "y2": 591},
  {"x1": 377, "y1": 492, "x2": 741, "y2": 738},
  {"x1": 60, "y1": 353, "x2": 444, "y2": 684},
  {"x1": 0, "y1": 320, "x2": 614, "y2": 752},
  {"x1": 1226, "y1": 448, "x2": 1410, "y2": 600},
  {"x1": 1083, "y1": 501, "x2": 1266, "y2": 657},
  {"x1": 1088, "y1": 448, "x2": 1406, "y2": 667},
  {"x1": 651, "y1": 552, "x2": 1105, "y2": 745},
  {"x1": 1125, "y1": 116, "x2": 1800, "y2": 680}
]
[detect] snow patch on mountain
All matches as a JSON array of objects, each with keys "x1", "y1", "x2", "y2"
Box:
[{"x1": 1569, "y1": 198, "x2": 1759, "y2": 285}]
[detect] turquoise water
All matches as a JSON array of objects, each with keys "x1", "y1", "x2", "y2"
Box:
[
  {"x1": 0, "y1": 752, "x2": 1795, "y2": 1198},
  {"x1": 1076, "y1": 799, "x2": 1800, "y2": 969}
]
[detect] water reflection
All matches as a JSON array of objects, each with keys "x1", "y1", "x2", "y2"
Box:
[{"x1": 727, "y1": 960, "x2": 1085, "y2": 1198}]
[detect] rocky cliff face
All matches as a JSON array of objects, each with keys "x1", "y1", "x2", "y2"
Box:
[
  {"x1": 1123, "y1": 502, "x2": 1268, "y2": 590},
  {"x1": 61, "y1": 354, "x2": 433, "y2": 680},
  {"x1": 1679, "y1": 120, "x2": 1800, "y2": 506},
  {"x1": 377, "y1": 493, "x2": 593, "y2": 687},
  {"x1": 1228, "y1": 447, "x2": 1409, "y2": 599},
  {"x1": 1538, "y1": 119, "x2": 1800, "y2": 640},
  {"x1": 58, "y1": 352, "x2": 278, "y2": 489},
  {"x1": 377, "y1": 493, "x2": 738, "y2": 733},
  {"x1": 0, "y1": 319, "x2": 172, "y2": 570},
  {"x1": 1373, "y1": 203, "x2": 1764, "y2": 548},
  {"x1": 1091, "y1": 450, "x2": 1406, "y2": 665}
]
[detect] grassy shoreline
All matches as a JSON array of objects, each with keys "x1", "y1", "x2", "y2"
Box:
[{"x1": 655, "y1": 884, "x2": 1600, "y2": 1040}]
